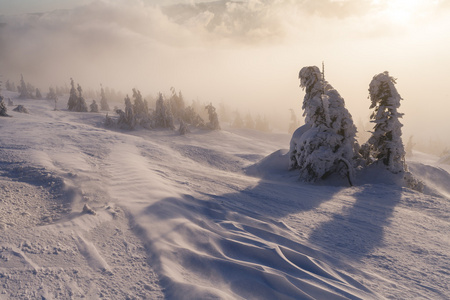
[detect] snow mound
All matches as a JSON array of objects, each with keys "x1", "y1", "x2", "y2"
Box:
[
  {"x1": 408, "y1": 162, "x2": 450, "y2": 198},
  {"x1": 245, "y1": 149, "x2": 290, "y2": 178}
]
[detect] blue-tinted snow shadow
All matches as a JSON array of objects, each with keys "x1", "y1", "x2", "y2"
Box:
[{"x1": 307, "y1": 184, "x2": 401, "y2": 259}]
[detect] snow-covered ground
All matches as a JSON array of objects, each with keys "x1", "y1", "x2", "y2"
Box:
[{"x1": 0, "y1": 92, "x2": 448, "y2": 299}]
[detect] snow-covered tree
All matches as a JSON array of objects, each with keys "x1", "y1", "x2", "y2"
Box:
[
  {"x1": 18, "y1": 74, "x2": 33, "y2": 99},
  {"x1": 153, "y1": 93, "x2": 174, "y2": 129},
  {"x1": 67, "y1": 78, "x2": 78, "y2": 111},
  {"x1": 205, "y1": 103, "x2": 220, "y2": 130},
  {"x1": 67, "y1": 79, "x2": 88, "y2": 112},
  {"x1": 169, "y1": 87, "x2": 185, "y2": 120},
  {"x1": 35, "y1": 88, "x2": 42, "y2": 99},
  {"x1": 183, "y1": 105, "x2": 204, "y2": 127},
  {"x1": 364, "y1": 71, "x2": 405, "y2": 174},
  {"x1": 75, "y1": 84, "x2": 88, "y2": 112},
  {"x1": 47, "y1": 87, "x2": 57, "y2": 100},
  {"x1": 90, "y1": 100, "x2": 99, "y2": 112},
  {"x1": 178, "y1": 119, "x2": 189, "y2": 135},
  {"x1": 0, "y1": 97, "x2": 9, "y2": 117},
  {"x1": 116, "y1": 95, "x2": 135, "y2": 129},
  {"x1": 100, "y1": 84, "x2": 110, "y2": 111},
  {"x1": 5, "y1": 80, "x2": 16, "y2": 92},
  {"x1": 290, "y1": 66, "x2": 359, "y2": 184}
]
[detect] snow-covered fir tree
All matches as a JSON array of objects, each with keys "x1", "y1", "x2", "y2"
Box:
[
  {"x1": 116, "y1": 95, "x2": 135, "y2": 129},
  {"x1": 0, "y1": 97, "x2": 9, "y2": 117},
  {"x1": 67, "y1": 78, "x2": 78, "y2": 111},
  {"x1": 290, "y1": 66, "x2": 360, "y2": 184},
  {"x1": 35, "y1": 88, "x2": 42, "y2": 99},
  {"x1": 205, "y1": 103, "x2": 220, "y2": 130},
  {"x1": 153, "y1": 93, "x2": 174, "y2": 129},
  {"x1": 363, "y1": 71, "x2": 406, "y2": 174},
  {"x1": 178, "y1": 119, "x2": 190, "y2": 135},
  {"x1": 18, "y1": 74, "x2": 33, "y2": 99},
  {"x1": 169, "y1": 87, "x2": 185, "y2": 120},
  {"x1": 100, "y1": 85, "x2": 110, "y2": 111},
  {"x1": 183, "y1": 105, "x2": 204, "y2": 127},
  {"x1": 90, "y1": 100, "x2": 99, "y2": 113},
  {"x1": 74, "y1": 84, "x2": 88, "y2": 112}
]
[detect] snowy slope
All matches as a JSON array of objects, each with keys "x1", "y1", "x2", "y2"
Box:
[{"x1": 0, "y1": 93, "x2": 448, "y2": 299}]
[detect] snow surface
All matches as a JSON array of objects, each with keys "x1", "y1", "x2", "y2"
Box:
[{"x1": 0, "y1": 92, "x2": 448, "y2": 299}]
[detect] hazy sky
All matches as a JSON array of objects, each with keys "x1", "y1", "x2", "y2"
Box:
[{"x1": 1, "y1": 0, "x2": 450, "y2": 146}]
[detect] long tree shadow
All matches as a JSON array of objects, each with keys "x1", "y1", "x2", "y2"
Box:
[{"x1": 307, "y1": 184, "x2": 402, "y2": 259}]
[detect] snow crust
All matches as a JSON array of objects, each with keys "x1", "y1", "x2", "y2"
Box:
[{"x1": 0, "y1": 92, "x2": 448, "y2": 299}]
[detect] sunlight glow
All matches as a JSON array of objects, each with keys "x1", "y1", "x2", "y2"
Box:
[{"x1": 382, "y1": 0, "x2": 425, "y2": 24}]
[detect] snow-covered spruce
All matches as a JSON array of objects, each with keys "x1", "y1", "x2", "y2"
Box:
[
  {"x1": 67, "y1": 78, "x2": 88, "y2": 112},
  {"x1": 363, "y1": 71, "x2": 406, "y2": 174},
  {"x1": 205, "y1": 103, "x2": 220, "y2": 130},
  {"x1": 0, "y1": 97, "x2": 9, "y2": 117},
  {"x1": 289, "y1": 66, "x2": 360, "y2": 184},
  {"x1": 90, "y1": 100, "x2": 99, "y2": 113},
  {"x1": 153, "y1": 92, "x2": 175, "y2": 129}
]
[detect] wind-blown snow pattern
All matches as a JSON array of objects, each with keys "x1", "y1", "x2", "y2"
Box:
[{"x1": 0, "y1": 93, "x2": 449, "y2": 299}]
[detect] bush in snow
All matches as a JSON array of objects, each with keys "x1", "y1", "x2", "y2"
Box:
[
  {"x1": 289, "y1": 66, "x2": 360, "y2": 184},
  {"x1": 7, "y1": 98, "x2": 14, "y2": 106},
  {"x1": 205, "y1": 103, "x2": 220, "y2": 130},
  {"x1": 13, "y1": 105, "x2": 29, "y2": 113},
  {"x1": 90, "y1": 100, "x2": 99, "y2": 113},
  {"x1": 362, "y1": 71, "x2": 406, "y2": 174}
]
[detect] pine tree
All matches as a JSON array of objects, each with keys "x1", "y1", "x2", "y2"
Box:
[
  {"x1": 364, "y1": 71, "x2": 405, "y2": 173},
  {"x1": 290, "y1": 66, "x2": 359, "y2": 184}
]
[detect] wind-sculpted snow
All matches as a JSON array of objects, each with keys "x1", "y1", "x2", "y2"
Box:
[{"x1": 0, "y1": 94, "x2": 448, "y2": 299}]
